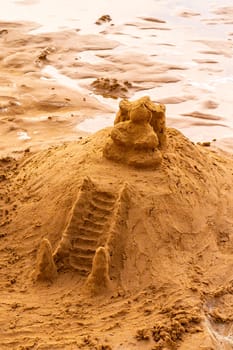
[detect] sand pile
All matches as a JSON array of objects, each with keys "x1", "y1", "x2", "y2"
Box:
[{"x1": 1, "y1": 97, "x2": 233, "y2": 349}]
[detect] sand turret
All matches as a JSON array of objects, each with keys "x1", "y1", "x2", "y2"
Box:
[
  {"x1": 103, "y1": 96, "x2": 166, "y2": 168},
  {"x1": 113, "y1": 96, "x2": 167, "y2": 149},
  {"x1": 85, "y1": 246, "x2": 112, "y2": 295},
  {"x1": 33, "y1": 238, "x2": 57, "y2": 282}
]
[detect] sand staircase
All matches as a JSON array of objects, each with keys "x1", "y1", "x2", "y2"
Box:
[
  {"x1": 53, "y1": 177, "x2": 118, "y2": 275},
  {"x1": 34, "y1": 177, "x2": 131, "y2": 288},
  {"x1": 68, "y1": 190, "x2": 116, "y2": 274}
]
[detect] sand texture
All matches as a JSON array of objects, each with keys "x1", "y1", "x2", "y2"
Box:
[
  {"x1": 0, "y1": 1, "x2": 233, "y2": 348},
  {"x1": 1, "y1": 99, "x2": 233, "y2": 348},
  {"x1": 103, "y1": 97, "x2": 164, "y2": 168},
  {"x1": 0, "y1": 3, "x2": 233, "y2": 156}
]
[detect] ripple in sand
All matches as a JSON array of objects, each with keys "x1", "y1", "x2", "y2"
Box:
[
  {"x1": 181, "y1": 111, "x2": 222, "y2": 121},
  {"x1": 177, "y1": 10, "x2": 201, "y2": 18},
  {"x1": 193, "y1": 58, "x2": 219, "y2": 64},
  {"x1": 202, "y1": 100, "x2": 218, "y2": 109}
]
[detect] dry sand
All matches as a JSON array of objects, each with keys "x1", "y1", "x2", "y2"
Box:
[
  {"x1": 1, "y1": 110, "x2": 233, "y2": 349},
  {"x1": 0, "y1": 2, "x2": 233, "y2": 349}
]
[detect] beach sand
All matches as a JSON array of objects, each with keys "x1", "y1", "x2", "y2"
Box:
[{"x1": 0, "y1": 1, "x2": 233, "y2": 349}]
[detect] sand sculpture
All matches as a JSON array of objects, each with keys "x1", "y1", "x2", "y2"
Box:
[
  {"x1": 33, "y1": 238, "x2": 57, "y2": 282},
  {"x1": 5, "y1": 91, "x2": 233, "y2": 348},
  {"x1": 33, "y1": 97, "x2": 166, "y2": 287},
  {"x1": 52, "y1": 177, "x2": 118, "y2": 275},
  {"x1": 34, "y1": 177, "x2": 130, "y2": 294},
  {"x1": 114, "y1": 96, "x2": 167, "y2": 148},
  {"x1": 85, "y1": 246, "x2": 112, "y2": 295},
  {"x1": 103, "y1": 96, "x2": 166, "y2": 168}
]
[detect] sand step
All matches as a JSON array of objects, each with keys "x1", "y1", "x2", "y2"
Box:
[
  {"x1": 85, "y1": 212, "x2": 109, "y2": 223},
  {"x1": 78, "y1": 227, "x2": 103, "y2": 237},
  {"x1": 69, "y1": 265, "x2": 90, "y2": 276},
  {"x1": 73, "y1": 237, "x2": 98, "y2": 249},
  {"x1": 86, "y1": 211, "x2": 109, "y2": 221},
  {"x1": 94, "y1": 191, "x2": 116, "y2": 200},
  {"x1": 89, "y1": 202, "x2": 114, "y2": 215},
  {"x1": 71, "y1": 247, "x2": 96, "y2": 257},
  {"x1": 69, "y1": 254, "x2": 93, "y2": 270},
  {"x1": 92, "y1": 197, "x2": 115, "y2": 207},
  {"x1": 92, "y1": 194, "x2": 115, "y2": 206},
  {"x1": 82, "y1": 219, "x2": 105, "y2": 230}
]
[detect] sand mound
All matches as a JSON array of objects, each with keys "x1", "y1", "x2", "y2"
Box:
[{"x1": 1, "y1": 97, "x2": 233, "y2": 349}]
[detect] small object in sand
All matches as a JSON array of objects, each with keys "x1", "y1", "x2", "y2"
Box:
[
  {"x1": 91, "y1": 77, "x2": 132, "y2": 99},
  {"x1": 33, "y1": 238, "x2": 57, "y2": 282},
  {"x1": 95, "y1": 15, "x2": 112, "y2": 25},
  {"x1": 202, "y1": 141, "x2": 211, "y2": 147},
  {"x1": 35, "y1": 46, "x2": 56, "y2": 66},
  {"x1": 85, "y1": 246, "x2": 112, "y2": 295},
  {"x1": 38, "y1": 46, "x2": 55, "y2": 61},
  {"x1": 103, "y1": 96, "x2": 166, "y2": 168},
  {"x1": 197, "y1": 141, "x2": 211, "y2": 147}
]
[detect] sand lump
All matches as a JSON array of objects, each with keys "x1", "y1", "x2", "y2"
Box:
[
  {"x1": 91, "y1": 77, "x2": 133, "y2": 99},
  {"x1": 103, "y1": 96, "x2": 166, "y2": 168}
]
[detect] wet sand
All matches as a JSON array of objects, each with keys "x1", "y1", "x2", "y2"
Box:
[
  {"x1": 0, "y1": 0, "x2": 232, "y2": 156},
  {"x1": 0, "y1": 1, "x2": 233, "y2": 350}
]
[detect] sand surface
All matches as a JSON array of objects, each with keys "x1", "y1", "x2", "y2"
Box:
[
  {"x1": 1, "y1": 121, "x2": 233, "y2": 349},
  {"x1": 0, "y1": 1, "x2": 233, "y2": 349},
  {"x1": 0, "y1": 0, "x2": 233, "y2": 156}
]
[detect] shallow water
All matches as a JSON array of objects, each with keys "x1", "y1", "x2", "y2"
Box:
[
  {"x1": 0, "y1": 0, "x2": 233, "y2": 152},
  {"x1": 205, "y1": 316, "x2": 233, "y2": 349}
]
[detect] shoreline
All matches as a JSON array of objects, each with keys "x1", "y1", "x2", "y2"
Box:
[{"x1": 0, "y1": 2, "x2": 232, "y2": 157}]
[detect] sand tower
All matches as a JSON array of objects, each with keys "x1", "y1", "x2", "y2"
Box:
[{"x1": 103, "y1": 96, "x2": 167, "y2": 168}]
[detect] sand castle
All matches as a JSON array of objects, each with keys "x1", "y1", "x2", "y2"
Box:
[
  {"x1": 4, "y1": 92, "x2": 233, "y2": 348},
  {"x1": 103, "y1": 96, "x2": 166, "y2": 168},
  {"x1": 34, "y1": 96, "x2": 167, "y2": 289}
]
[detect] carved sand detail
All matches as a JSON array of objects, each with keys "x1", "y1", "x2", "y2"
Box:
[
  {"x1": 85, "y1": 246, "x2": 112, "y2": 295},
  {"x1": 104, "y1": 96, "x2": 166, "y2": 168},
  {"x1": 33, "y1": 238, "x2": 57, "y2": 282},
  {"x1": 53, "y1": 177, "x2": 116, "y2": 275},
  {"x1": 52, "y1": 177, "x2": 130, "y2": 290},
  {"x1": 85, "y1": 182, "x2": 131, "y2": 294},
  {"x1": 107, "y1": 182, "x2": 131, "y2": 282},
  {"x1": 114, "y1": 96, "x2": 167, "y2": 149}
]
